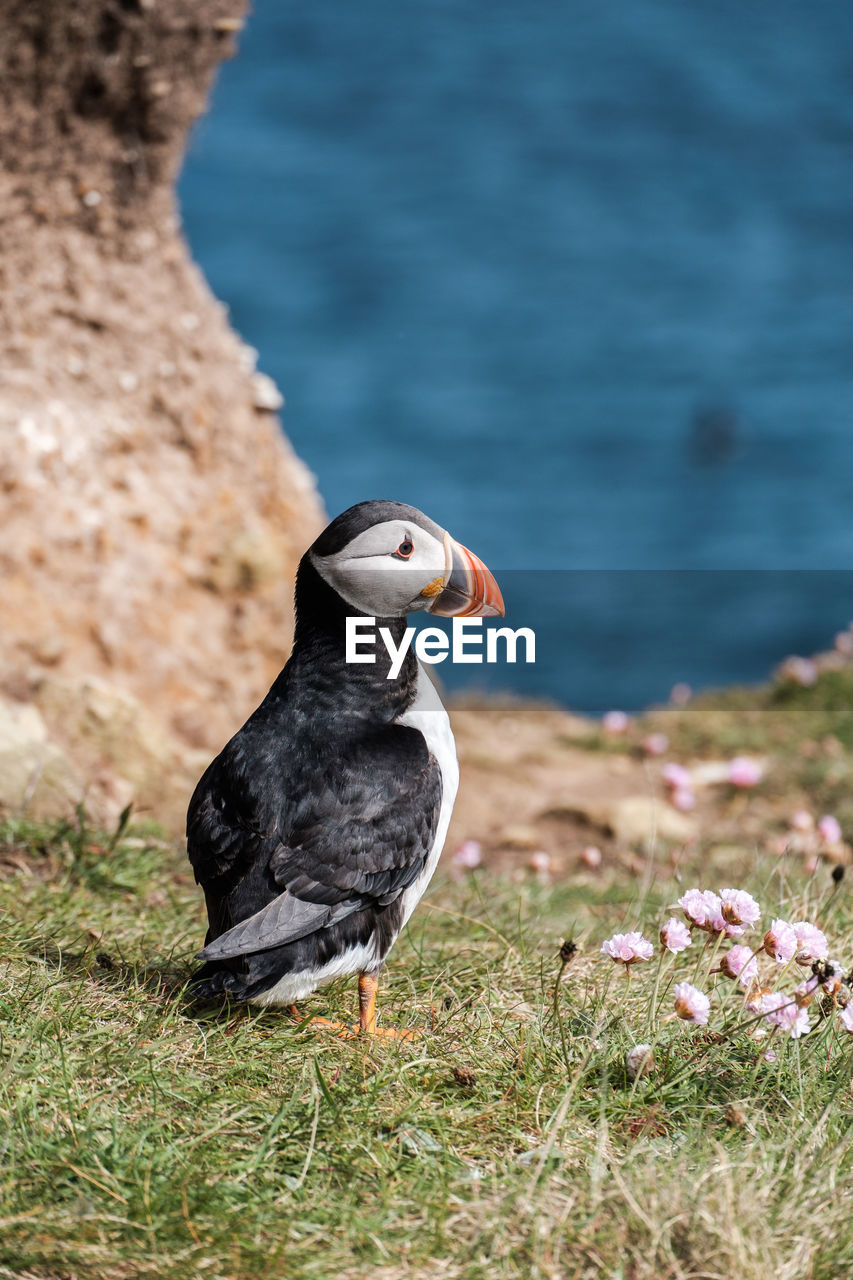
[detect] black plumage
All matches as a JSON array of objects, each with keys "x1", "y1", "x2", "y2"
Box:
[{"x1": 187, "y1": 540, "x2": 442, "y2": 1005}]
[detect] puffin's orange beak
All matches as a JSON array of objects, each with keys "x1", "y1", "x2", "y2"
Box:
[{"x1": 426, "y1": 534, "x2": 505, "y2": 618}]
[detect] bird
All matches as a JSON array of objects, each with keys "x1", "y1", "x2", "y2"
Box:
[{"x1": 187, "y1": 499, "x2": 504, "y2": 1037}]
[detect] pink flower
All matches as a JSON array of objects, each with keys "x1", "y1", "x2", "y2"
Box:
[
  {"x1": 818, "y1": 815, "x2": 842, "y2": 846},
  {"x1": 764, "y1": 1048, "x2": 777, "y2": 1063},
  {"x1": 790, "y1": 810, "x2": 814, "y2": 832},
  {"x1": 673, "y1": 982, "x2": 710, "y2": 1025},
  {"x1": 778, "y1": 656, "x2": 818, "y2": 687},
  {"x1": 603, "y1": 710, "x2": 629, "y2": 734},
  {"x1": 528, "y1": 850, "x2": 551, "y2": 874},
  {"x1": 580, "y1": 845, "x2": 602, "y2": 869},
  {"x1": 678, "y1": 888, "x2": 724, "y2": 931},
  {"x1": 662, "y1": 763, "x2": 692, "y2": 790},
  {"x1": 678, "y1": 888, "x2": 710, "y2": 928},
  {"x1": 671, "y1": 787, "x2": 696, "y2": 812},
  {"x1": 452, "y1": 839, "x2": 482, "y2": 870},
  {"x1": 835, "y1": 631, "x2": 853, "y2": 656},
  {"x1": 839, "y1": 1005, "x2": 853, "y2": 1034},
  {"x1": 728, "y1": 757, "x2": 763, "y2": 788},
  {"x1": 643, "y1": 733, "x2": 669, "y2": 756},
  {"x1": 660, "y1": 918, "x2": 692, "y2": 954},
  {"x1": 763, "y1": 919, "x2": 798, "y2": 963},
  {"x1": 720, "y1": 888, "x2": 761, "y2": 929},
  {"x1": 791, "y1": 921, "x2": 828, "y2": 961},
  {"x1": 794, "y1": 976, "x2": 820, "y2": 1006},
  {"x1": 704, "y1": 900, "x2": 730, "y2": 936},
  {"x1": 670, "y1": 682, "x2": 692, "y2": 706},
  {"x1": 760, "y1": 992, "x2": 812, "y2": 1038},
  {"x1": 720, "y1": 945, "x2": 759, "y2": 987},
  {"x1": 600, "y1": 931, "x2": 654, "y2": 966}
]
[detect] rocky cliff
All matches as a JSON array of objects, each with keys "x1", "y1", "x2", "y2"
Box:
[{"x1": 0, "y1": 1, "x2": 324, "y2": 828}]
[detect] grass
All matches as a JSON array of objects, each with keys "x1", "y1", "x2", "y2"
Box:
[
  {"x1": 1, "y1": 791, "x2": 853, "y2": 1280},
  {"x1": 571, "y1": 667, "x2": 853, "y2": 836}
]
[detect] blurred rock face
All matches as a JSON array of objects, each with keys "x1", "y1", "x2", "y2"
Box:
[{"x1": 0, "y1": 1, "x2": 324, "y2": 826}]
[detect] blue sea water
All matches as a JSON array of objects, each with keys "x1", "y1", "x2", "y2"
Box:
[{"x1": 179, "y1": 1, "x2": 853, "y2": 711}]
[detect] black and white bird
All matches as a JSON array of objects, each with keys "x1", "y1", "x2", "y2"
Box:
[{"x1": 187, "y1": 500, "x2": 504, "y2": 1036}]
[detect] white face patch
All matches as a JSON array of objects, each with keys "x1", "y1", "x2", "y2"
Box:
[{"x1": 312, "y1": 519, "x2": 448, "y2": 617}]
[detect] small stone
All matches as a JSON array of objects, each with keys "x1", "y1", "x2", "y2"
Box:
[
  {"x1": 118, "y1": 372, "x2": 139, "y2": 393},
  {"x1": 238, "y1": 344, "x2": 259, "y2": 374},
  {"x1": 580, "y1": 844, "x2": 602, "y2": 868},
  {"x1": 32, "y1": 634, "x2": 65, "y2": 666},
  {"x1": 626, "y1": 1044, "x2": 654, "y2": 1080},
  {"x1": 725, "y1": 1104, "x2": 747, "y2": 1128},
  {"x1": 0, "y1": 696, "x2": 82, "y2": 818},
  {"x1": 499, "y1": 824, "x2": 539, "y2": 850},
  {"x1": 251, "y1": 371, "x2": 284, "y2": 412},
  {"x1": 66, "y1": 356, "x2": 85, "y2": 377},
  {"x1": 82, "y1": 189, "x2": 102, "y2": 208},
  {"x1": 610, "y1": 795, "x2": 695, "y2": 844}
]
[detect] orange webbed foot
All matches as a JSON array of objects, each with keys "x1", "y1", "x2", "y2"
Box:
[{"x1": 288, "y1": 975, "x2": 419, "y2": 1040}]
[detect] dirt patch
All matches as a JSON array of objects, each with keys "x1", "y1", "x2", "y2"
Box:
[{"x1": 445, "y1": 696, "x2": 851, "y2": 882}]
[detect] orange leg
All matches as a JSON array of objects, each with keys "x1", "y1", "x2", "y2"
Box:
[
  {"x1": 290, "y1": 975, "x2": 417, "y2": 1040},
  {"x1": 358, "y1": 972, "x2": 417, "y2": 1040},
  {"x1": 358, "y1": 973, "x2": 379, "y2": 1033}
]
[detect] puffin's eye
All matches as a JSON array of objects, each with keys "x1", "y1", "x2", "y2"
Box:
[{"x1": 395, "y1": 539, "x2": 415, "y2": 560}]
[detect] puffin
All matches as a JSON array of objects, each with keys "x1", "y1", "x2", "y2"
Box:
[{"x1": 187, "y1": 500, "x2": 504, "y2": 1036}]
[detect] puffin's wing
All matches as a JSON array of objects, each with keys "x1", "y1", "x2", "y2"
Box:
[
  {"x1": 196, "y1": 890, "x2": 358, "y2": 961},
  {"x1": 186, "y1": 738, "x2": 279, "y2": 889},
  {"x1": 197, "y1": 724, "x2": 442, "y2": 961}
]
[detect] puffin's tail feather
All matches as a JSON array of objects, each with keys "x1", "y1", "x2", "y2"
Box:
[{"x1": 188, "y1": 961, "x2": 251, "y2": 1003}]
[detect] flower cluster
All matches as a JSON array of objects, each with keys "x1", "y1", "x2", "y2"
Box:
[
  {"x1": 600, "y1": 883, "x2": 851, "y2": 1046},
  {"x1": 677, "y1": 887, "x2": 761, "y2": 938},
  {"x1": 770, "y1": 808, "x2": 846, "y2": 871}
]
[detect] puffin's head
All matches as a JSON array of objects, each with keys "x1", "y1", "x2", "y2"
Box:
[{"x1": 308, "y1": 500, "x2": 504, "y2": 619}]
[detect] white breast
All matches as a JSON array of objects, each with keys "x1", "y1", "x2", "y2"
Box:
[{"x1": 395, "y1": 663, "x2": 459, "y2": 929}]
